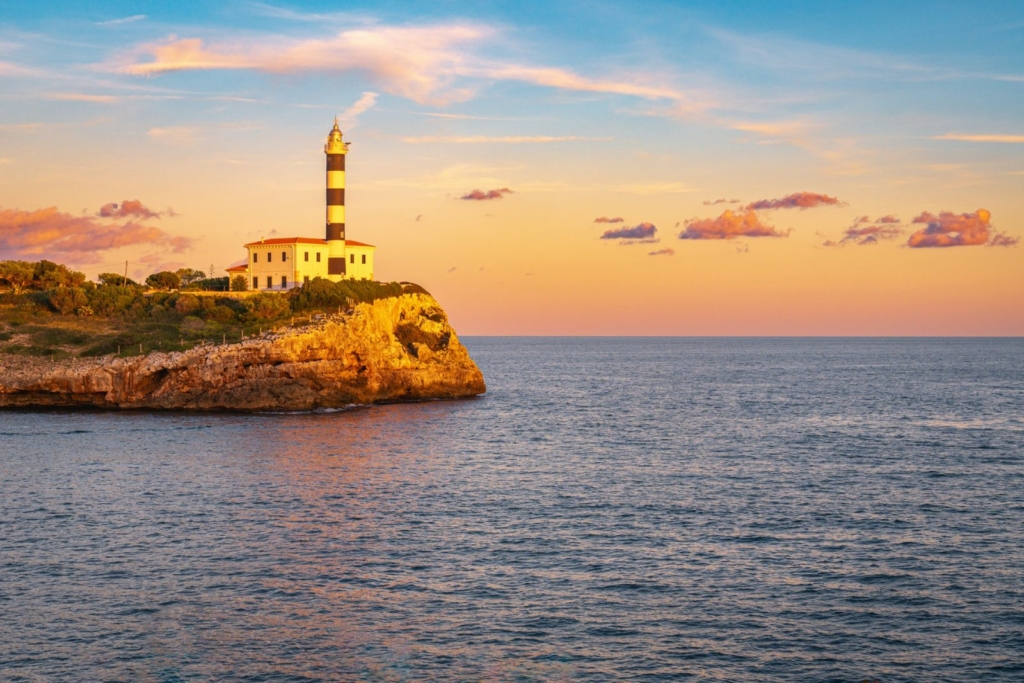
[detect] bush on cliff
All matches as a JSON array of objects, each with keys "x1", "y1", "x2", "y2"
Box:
[
  {"x1": 289, "y1": 277, "x2": 404, "y2": 312},
  {"x1": 47, "y1": 287, "x2": 89, "y2": 315},
  {"x1": 244, "y1": 293, "x2": 291, "y2": 320}
]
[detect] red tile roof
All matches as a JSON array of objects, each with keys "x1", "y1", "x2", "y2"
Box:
[
  {"x1": 243, "y1": 237, "x2": 375, "y2": 248},
  {"x1": 244, "y1": 237, "x2": 327, "y2": 247},
  {"x1": 226, "y1": 263, "x2": 248, "y2": 272}
]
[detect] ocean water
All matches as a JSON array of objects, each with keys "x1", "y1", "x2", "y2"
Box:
[{"x1": 1, "y1": 337, "x2": 1022, "y2": 682}]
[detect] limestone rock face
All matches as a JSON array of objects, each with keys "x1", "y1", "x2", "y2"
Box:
[{"x1": 0, "y1": 293, "x2": 485, "y2": 411}]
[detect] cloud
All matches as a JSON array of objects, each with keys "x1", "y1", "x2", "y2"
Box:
[
  {"x1": 0, "y1": 206, "x2": 194, "y2": 262},
  {"x1": 703, "y1": 198, "x2": 739, "y2": 205},
  {"x1": 338, "y1": 91, "x2": 377, "y2": 130},
  {"x1": 601, "y1": 222, "x2": 656, "y2": 240},
  {"x1": 933, "y1": 133, "x2": 1024, "y2": 143},
  {"x1": 826, "y1": 215, "x2": 904, "y2": 246},
  {"x1": 594, "y1": 216, "x2": 624, "y2": 223},
  {"x1": 744, "y1": 192, "x2": 844, "y2": 210},
  {"x1": 648, "y1": 248, "x2": 675, "y2": 256},
  {"x1": 97, "y1": 15, "x2": 146, "y2": 26},
  {"x1": 907, "y1": 208, "x2": 1016, "y2": 248},
  {"x1": 97, "y1": 199, "x2": 165, "y2": 219},
  {"x1": 47, "y1": 93, "x2": 120, "y2": 103},
  {"x1": 678, "y1": 210, "x2": 786, "y2": 240},
  {"x1": 110, "y1": 24, "x2": 689, "y2": 107},
  {"x1": 460, "y1": 188, "x2": 513, "y2": 200},
  {"x1": 402, "y1": 135, "x2": 609, "y2": 143}
]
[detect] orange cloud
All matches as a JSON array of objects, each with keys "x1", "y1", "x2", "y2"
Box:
[
  {"x1": 907, "y1": 209, "x2": 1013, "y2": 248},
  {"x1": 594, "y1": 216, "x2": 624, "y2": 223},
  {"x1": 0, "y1": 206, "x2": 194, "y2": 262},
  {"x1": 601, "y1": 222, "x2": 656, "y2": 240},
  {"x1": 98, "y1": 199, "x2": 164, "y2": 219},
  {"x1": 745, "y1": 192, "x2": 843, "y2": 210},
  {"x1": 827, "y1": 215, "x2": 904, "y2": 246},
  {"x1": 460, "y1": 188, "x2": 513, "y2": 200},
  {"x1": 649, "y1": 248, "x2": 675, "y2": 256},
  {"x1": 678, "y1": 210, "x2": 786, "y2": 240}
]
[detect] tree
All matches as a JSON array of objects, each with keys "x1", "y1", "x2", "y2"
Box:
[
  {"x1": 98, "y1": 273, "x2": 139, "y2": 287},
  {"x1": 0, "y1": 260, "x2": 36, "y2": 293},
  {"x1": 175, "y1": 268, "x2": 206, "y2": 287},
  {"x1": 230, "y1": 274, "x2": 248, "y2": 292},
  {"x1": 47, "y1": 287, "x2": 88, "y2": 315},
  {"x1": 33, "y1": 260, "x2": 85, "y2": 289},
  {"x1": 146, "y1": 271, "x2": 181, "y2": 290},
  {"x1": 244, "y1": 293, "x2": 290, "y2": 320}
]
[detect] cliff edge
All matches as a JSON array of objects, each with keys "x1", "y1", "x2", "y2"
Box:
[{"x1": 0, "y1": 293, "x2": 485, "y2": 411}]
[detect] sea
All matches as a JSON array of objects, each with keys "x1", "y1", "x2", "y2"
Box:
[{"x1": 1, "y1": 337, "x2": 1022, "y2": 682}]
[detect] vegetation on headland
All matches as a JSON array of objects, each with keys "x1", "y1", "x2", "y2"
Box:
[{"x1": 0, "y1": 259, "x2": 426, "y2": 360}]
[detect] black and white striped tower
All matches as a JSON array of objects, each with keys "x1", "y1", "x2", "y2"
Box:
[{"x1": 325, "y1": 119, "x2": 348, "y2": 280}]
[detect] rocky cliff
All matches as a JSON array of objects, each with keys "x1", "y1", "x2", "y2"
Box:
[{"x1": 0, "y1": 293, "x2": 485, "y2": 411}]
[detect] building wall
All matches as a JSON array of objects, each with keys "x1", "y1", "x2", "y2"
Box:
[
  {"x1": 247, "y1": 243, "x2": 331, "y2": 290},
  {"x1": 345, "y1": 246, "x2": 375, "y2": 280}
]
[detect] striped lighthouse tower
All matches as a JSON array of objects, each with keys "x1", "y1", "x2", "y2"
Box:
[{"x1": 325, "y1": 118, "x2": 348, "y2": 281}]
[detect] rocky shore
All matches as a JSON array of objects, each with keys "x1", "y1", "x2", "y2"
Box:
[{"x1": 0, "y1": 293, "x2": 485, "y2": 411}]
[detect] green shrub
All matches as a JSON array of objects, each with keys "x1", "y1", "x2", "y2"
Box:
[
  {"x1": 174, "y1": 294, "x2": 200, "y2": 314},
  {"x1": 289, "y1": 278, "x2": 404, "y2": 312},
  {"x1": 97, "y1": 273, "x2": 139, "y2": 287},
  {"x1": 205, "y1": 305, "x2": 237, "y2": 323},
  {"x1": 244, "y1": 293, "x2": 290, "y2": 320},
  {"x1": 47, "y1": 287, "x2": 88, "y2": 315},
  {"x1": 146, "y1": 271, "x2": 181, "y2": 290},
  {"x1": 230, "y1": 274, "x2": 248, "y2": 292},
  {"x1": 84, "y1": 285, "x2": 144, "y2": 317}
]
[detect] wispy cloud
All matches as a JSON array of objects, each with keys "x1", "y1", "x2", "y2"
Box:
[
  {"x1": 933, "y1": 133, "x2": 1024, "y2": 144},
  {"x1": 824, "y1": 215, "x2": 904, "y2": 246},
  {"x1": 601, "y1": 222, "x2": 656, "y2": 240},
  {"x1": 460, "y1": 187, "x2": 513, "y2": 201},
  {"x1": 594, "y1": 216, "x2": 624, "y2": 223},
  {"x1": 402, "y1": 135, "x2": 609, "y2": 143},
  {"x1": 109, "y1": 23, "x2": 693, "y2": 107},
  {"x1": 47, "y1": 93, "x2": 119, "y2": 103},
  {"x1": 97, "y1": 199, "x2": 167, "y2": 220},
  {"x1": 703, "y1": 198, "x2": 739, "y2": 206},
  {"x1": 338, "y1": 91, "x2": 378, "y2": 130},
  {"x1": 745, "y1": 192, "x2": 844, "y2": 210},
  {"x1": 648, "y1": 247, "x2": 675, "y2": 256},
  {"x1": 621, "y1": 182, "x2": 696, "y2": 195},
  {"x1": 96, "y1": 15, "x2": 147, "y2": 27},
  {"x1": 679, "y1": 210, "x2": 786, "y2": 240}
]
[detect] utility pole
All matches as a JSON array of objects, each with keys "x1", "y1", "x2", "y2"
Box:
[{"x1": 123, "y1": 261, "x2": 129, "y2": 291}]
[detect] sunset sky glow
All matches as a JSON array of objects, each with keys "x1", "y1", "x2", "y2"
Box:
[{"x1": 1, "y1": 0, "x2": 1022, "y2": 334}]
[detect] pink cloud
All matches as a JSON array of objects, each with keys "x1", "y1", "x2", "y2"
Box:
[
  {"x1": 601, "y1": 222, "x2": 656, "y2": 240},
  {"x1": 703, "y1": 198, "x2": 740, "y2": 206},
  {"x1": 648, "y1": 248, "x2": 675, "y2": 256},
  {"x1": 460, "y1": 187, "x2": 513, "y2": 200},
  {"x1": 97, "y1": 199, "x2": 165, "y2": 219},
  {"x1": 0, "y1": 205, "x2": 195, "y2": 262},
  {"x1": 828, "y1": 216, "x2": 904, "y2": 246},
  {"x1": 989, "y1": 233, "x2": 1020, "y2": 247},
  {"x1": 744, "y1": 192, "x2": 844, "y2": 211},
  {"x1": 678, "y1": 210, "x2": 786, "y2": 240},
  {"x1": 907, "y1": 208, "x2": 1012, "y2": 248},
  {"x1": 594, "y1": 216, "x2": 624, "y2": 223}
]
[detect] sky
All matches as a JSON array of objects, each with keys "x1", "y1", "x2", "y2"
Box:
[{"x1": 1, "y1": 0, "x2": 1022, "y2": 335}]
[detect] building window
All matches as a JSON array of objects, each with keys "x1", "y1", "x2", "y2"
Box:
[
  {"x1": 267, "y1": 276, "x2": 272, "y2": 289},
  {"x1": 281, "y1": 276, "x2": 287, "y2": 288},
  {"x1": 361, "y1": 254, "x2": 366, "y2": 264},
  {"x1": 282, "y1": 251, "x2": 288, "y2": 262},
  {"x1": 350, "y1": 254, "x2": 355, "y2": 264},
  {"x1": 252, "y1": 252, "x2": 257, "y2": 263},
  {"x1": 316, "y1": 252, "x2": 321, "y2": 262},
  {"x1": 268, "y1": 252, "x2": 272, "y2": 262},
  {"x1": 304, "y1": 276, "x2": 310, "y2": 284},
  {"x1": 304, "y1": 252, "x2": 309, "y2": 262},
  {"x1": 253, "y1": 277, "x2": 258, "y2": 289}
]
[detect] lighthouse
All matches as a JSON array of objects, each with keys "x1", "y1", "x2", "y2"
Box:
[
  {"x1": 325, "y1": 118, "x2": 348, "y2": 281},
  {"x1": 235, "y1": 120, "x2": 375, "y2": 290}
]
